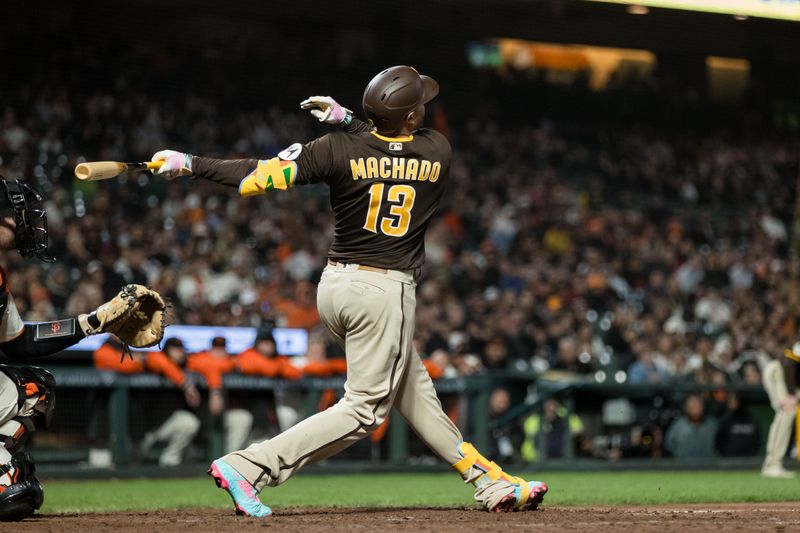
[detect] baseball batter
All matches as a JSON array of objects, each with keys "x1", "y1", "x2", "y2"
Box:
[
  {"x1": 761, "y1": 343, "x2": 799, "y2": 478},
  {"x1": 152, "y1": 66, "x2": 547, "y2": 515}
]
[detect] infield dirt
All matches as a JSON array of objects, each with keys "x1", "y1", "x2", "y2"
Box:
[{"x1": 13, "y1": 502, "x2": 800, "y2": 532}]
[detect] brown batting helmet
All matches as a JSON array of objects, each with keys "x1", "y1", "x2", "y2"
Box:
[{"x1": 362, "y1": 66, "x2": 439, "y2": 135}]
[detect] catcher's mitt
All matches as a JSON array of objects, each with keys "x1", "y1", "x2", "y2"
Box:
[{"x1": 103, "y1": 284, "x2": 168, "y2": 348}]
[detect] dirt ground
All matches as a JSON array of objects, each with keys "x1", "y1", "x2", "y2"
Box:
[{"x1": 14, "y1": 503, "x2": 800, "y2": 532}]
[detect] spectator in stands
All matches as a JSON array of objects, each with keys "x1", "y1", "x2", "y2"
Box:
[
  {"x1": 301, "y1": 339, "x2": 347, "y2": 378},
  {"x1": 627, "y1": 339, "x2": 669, "y2": 384},
  {"x1": 485, "y1": 388, "x2": 520, "y2": 463},
  {"x1": 300, "y1": 338, "x2": 348, "y2": 415},
  {"x1": 187, "y1": 336, "x2": 253, "y2": 454},
  {"x1": 235, "y1": 328, "x2": 302, "y2": 381},
  {"x1": 551, "y1": 336, "x2": 592, "y2": 375},
  {"x1": 93, "y1": 338, "x2": 144, "y2": 374},
  {"x1": 423, "y1": 349, "x2": 458, "y2": 380},
  {"x1": 739, "y1": 361, "x2": 762, "y2": 385},
  {"x1": 521, "y1": 399, "x2": 584, "y2": 462},
  {"x1": 714, "y1": 394, "x2": 760, "y2": 457},
  {"x1": 234, "y1": 328, "x2": 302, "y2": 431},
  {"x1": 140, "y1": 338, "x2": 202, "y2": 466},
  {"x1": 272, "y1": 281, "x2": 320, "y2": 332},
  {"x1": 706, "y1": 369, "x2": 731, "y2": 418},
  {"x1": 664, "y1": 394, "x2": 718, "y2": 459},
  {"x1": 482, "y1": 337, "x2": 511, "y2": 372}
]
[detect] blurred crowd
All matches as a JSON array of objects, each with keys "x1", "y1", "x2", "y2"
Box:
[
  {"x1": 487, "y1": 388, "x2": 762, "y2": 464},
  {"x1": 1, "y1": 75, "x2": 799, "y2": 394}
]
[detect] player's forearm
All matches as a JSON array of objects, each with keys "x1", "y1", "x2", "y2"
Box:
[
  {"x1": 0, "y1": 320, "x2": 85, "y2": 360},
  {"x1": 191, "y1": 156, "x2": 259, "y2": 188}
]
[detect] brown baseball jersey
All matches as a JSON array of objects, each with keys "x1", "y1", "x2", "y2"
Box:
[{"x1": 192, "y1": 120, "x2": 451, "y2": 271}]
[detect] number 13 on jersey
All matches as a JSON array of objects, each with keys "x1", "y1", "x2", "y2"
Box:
[{"x1": 363, "y1": 183, "x2": 416, "y2": 237}]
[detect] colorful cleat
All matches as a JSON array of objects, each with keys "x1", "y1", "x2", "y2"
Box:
[
  {"x1": 452, "y1": 442, "x2": 548, "y2": 513},
  {"x1": 491, "y1": 480, "x2": 548, "y2": 513},
  {"x1": 208, "y1": 459, "x2": 273, "y2": 517}
]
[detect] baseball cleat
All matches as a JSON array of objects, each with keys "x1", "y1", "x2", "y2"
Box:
[
  {"x1": 0, "y1": 453, "x2": 44, "y2": 522},
  {"x1": 490, "y1": 480, "x2": 548, "y2": 513},
  {"x1": 453, "y1": 442, "x2": 548, "y2": 512},
  {"x1": 208, "y1": 459, "x2": 272, "y2": 517},
  {"x1": 761, "y1": 466, "x2": 796, "y2": 479}
]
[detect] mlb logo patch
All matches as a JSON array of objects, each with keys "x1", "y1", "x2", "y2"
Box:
[{"x1": 389, "y1": 142, "x2": 403, "y2": 151}]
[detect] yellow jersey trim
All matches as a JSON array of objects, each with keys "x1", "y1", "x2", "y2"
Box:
[
  {"x1": 785, "y1": 349, "x2": 800, "y2": 363},
  {"x1": 371, "y1": 132, "x2": 413, "y2": 143}
]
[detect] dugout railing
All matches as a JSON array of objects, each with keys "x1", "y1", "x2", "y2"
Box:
[
  {"x1": 29, "y1": 367, "x2": 774, "y2": 472},
  {"x1": 37, "y1": 367, "x2": 493, "y2": 468}
]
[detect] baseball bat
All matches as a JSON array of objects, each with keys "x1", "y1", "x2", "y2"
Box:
[{"x1": 74, "y1": 161, "x2": 163, "y2": 181}]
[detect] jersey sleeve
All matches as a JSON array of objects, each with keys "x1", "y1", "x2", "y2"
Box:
[
  {"x1": 191, "y1": 157, "x2": 258, "y2": 189},
  {"x1": 234, "y1": 135, "x2": 335, "y2": 195},
  {"x1": 293, "y1": 134, "x2": 335, "y2": 186}
]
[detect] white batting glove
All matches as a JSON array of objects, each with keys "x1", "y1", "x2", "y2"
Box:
[
  {"x1": 300, "y1": 96, "x2": 353, "y2": 125},
  {"x1": 151, "y1": 150, "x2": 193, "y2": 179}
]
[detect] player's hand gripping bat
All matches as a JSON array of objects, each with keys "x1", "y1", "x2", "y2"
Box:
[{"x1": 74, "y1": 161, "x2": 163, "y2": 181}]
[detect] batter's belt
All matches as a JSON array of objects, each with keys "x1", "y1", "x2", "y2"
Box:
[
  {"x1": 326, "y1": 260, "x2": 417, "y2": 284},
  {"x1": 328, "y1": 260, "x2": 387, "y2": 274}
]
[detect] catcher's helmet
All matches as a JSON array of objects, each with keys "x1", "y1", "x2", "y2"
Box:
[
  {"x1": 0, "y1": 179, "x2": 53, "y2": 263},
  {"x1": 362, "y1": 66, "x2": 439, "y2": 135}
]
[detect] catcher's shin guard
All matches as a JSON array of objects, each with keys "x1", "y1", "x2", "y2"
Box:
[
  {"x1": 452, "y1": 442, "x2": 547, "y2": 512},
  {"x1": 0, "y1": 365, "x2": 56, "y2": 440},
  {"x1": 0, "y1": 453, "x2": 43, "y2": 522}
]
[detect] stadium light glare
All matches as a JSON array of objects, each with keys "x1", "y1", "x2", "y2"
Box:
[
  {"x1": 586, "y1": 1, "x2": 800, "y2": 21},
  {"x1": 627, "y1": 4, "x2": 650, "y2": 14}
]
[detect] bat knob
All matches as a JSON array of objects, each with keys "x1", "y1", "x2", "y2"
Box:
[{"x1": 74, "y1": 163, "x2": 91, "y2": 180}]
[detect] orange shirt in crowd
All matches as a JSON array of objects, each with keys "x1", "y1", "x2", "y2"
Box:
[
  {"x1": 272, "y1": 299, "x2": 320, "y2": 332},
  {"x1": 422, "y1": 359, "x2": 445, "y2": 380},
  {"x1": 186, "y1": 350, "x2": 235, "y2": 390},
  {"x1": 145, "y1": 351, "x2": 187, "y2": 387},
  {"x1": 303, "y1": 358, "x2": 347, "y2": 377},
  {"x1": 93, "y1": 343, "x2": 144, "y2": 374},
  {"x1": 234, "y1": 348, "x2": 303, "y2": 380}
]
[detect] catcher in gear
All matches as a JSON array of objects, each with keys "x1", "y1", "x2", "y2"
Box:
[
  {"x1": 0, "y1": 178, "x2": 166, "y2": 521},
  {"x1": 152, "y1": 66, "x2": 547, "y2": 515}
]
